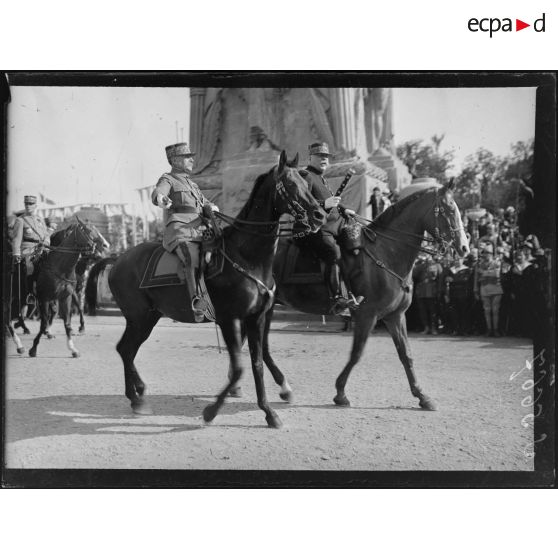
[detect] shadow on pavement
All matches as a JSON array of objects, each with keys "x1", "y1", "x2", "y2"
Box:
[{"x1": 5, "y1": 394, "x2": 277, "y2": 444}]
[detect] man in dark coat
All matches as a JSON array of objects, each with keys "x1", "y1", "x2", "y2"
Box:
[{"x1": 294, "y1": 142, "x2": 361, "y2": 313}]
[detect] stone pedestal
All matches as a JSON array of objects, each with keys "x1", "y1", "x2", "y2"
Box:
[
  {"x1": 370, "y1": 147, "x2": 412, "y2": 195},
  {"x1": 221, "y1": 150, "x2": 281, "y2": 216}
]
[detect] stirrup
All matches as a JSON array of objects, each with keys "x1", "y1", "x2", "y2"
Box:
[
  {"x1": 347, "y1": 294, "x2": 364, "y2": 310},
  {"x1": 191, "y1": 295, "x2": 208, "y2": 322}
]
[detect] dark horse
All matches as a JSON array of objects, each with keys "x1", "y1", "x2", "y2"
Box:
[
  {"x1": 108, "y1": 151, "x2": 326, "y2": 427},
  {"x1": 27, "y1": 219, "x2": 109, "y2": 358},
  {"x1": 272, "y1": 180, "x2": 469, "y2": 410}
]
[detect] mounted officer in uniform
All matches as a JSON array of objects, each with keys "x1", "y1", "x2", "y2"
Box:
[
  {"x1": 11, "y1": 194, "x2": 51, "y2": 274},
  {"x1": 294, "y1": 142, "x2": 363, "y2": 313},
  {"x1": 152, "y1": 142, "x2": 219, "y2": 322}
]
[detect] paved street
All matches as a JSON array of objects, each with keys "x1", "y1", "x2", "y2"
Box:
[{"x1": 4, "y1": 313, "x2": 535, "y2": 471}]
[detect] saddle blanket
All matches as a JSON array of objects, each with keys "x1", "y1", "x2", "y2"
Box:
[
  {"x1": 140, "y1": 246, "x2": 184, "y2": 288},
  {"x1": 139, "y1": 246, "x2": 216, "y2": 322}
]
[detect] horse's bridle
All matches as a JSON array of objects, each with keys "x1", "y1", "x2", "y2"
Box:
[
  {"x1": 214, "y1": 167, "x2": 314, "y2": 239},
  {"x1": 346, "y1": 189, "x2": 464, "y2": 291},
  {"x1": 431, "y1": 190, "x2": 465, "y2": 256},
  {"x1": 48, "y1": 222, "x2": 100, "y2": 256},
  {"x1": 275, "y1": 177, "x2": 312, "y2": 237}
]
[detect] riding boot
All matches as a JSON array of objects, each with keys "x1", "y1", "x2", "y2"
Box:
[
  {"x1": 176, "y1": 243, "x2": 207, "y2": 323},
  {"x1": 326, "y1": 262, "x2": 363, "y2": 315}
]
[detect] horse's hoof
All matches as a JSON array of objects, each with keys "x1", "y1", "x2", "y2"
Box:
[
  {"x1": 334, "y1": 394, "x2": 351, "y2": 407},
  {"x1": 279, "y1": 391, "x2": 293, "y2": 403},
  {"x1": 79, "y1": 327, "x2": 85, "y2": 333},
  {"x1": 419, "y1": 398, "x2": 438, "y2": 411},
  {"x1": 23, "y1": 329, "x2": 31, "y2": 335},
  {"x1": 17, "y1": 347, "x2": 25, "y2": 354},
  {"x1": 203, "y1": 404, "x2": 218, "y2": 424},
  {"x1": 228, "y1": 386, "x2": 243, "y2": 398},
  {"x1": 132, "y1": 401, "x2": 153, "y2": 415},
  {"x1": 47, "y1": 334, "x2": 54, "y2": 340},
  {"x1": 266, "y1": 414, "x2": 283, "y2": 429},
  {"x1": 71, "y1": 351, "x2": 80, "y2": 358},
  {"x1": 29, "y1": 349, "x2": 36, "y2": 358}
]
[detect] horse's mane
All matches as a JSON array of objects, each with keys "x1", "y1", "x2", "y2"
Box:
[
  {"x1": 50, "y1": 223, "x2": 77, "y2": 246},
  {"x1": 222, "y1": 168, "x2": 275, "y2": 239},
  {"x1": 234, "y1": 168, "x2": 274, "y2": 222},
  {"x1": 370, "y1": 187, "x2": 438, "y2": 229}
]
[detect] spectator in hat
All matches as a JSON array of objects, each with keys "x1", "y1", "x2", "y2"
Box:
[
  {"x1": 412, "y1": 254, "x2": 443, "y2": 335},
  {"x1": 294, "y1": 141, "x2": 362, "y2": 314},
  {"x1": 478, "y1": 223, "x2": 502, "y2": 255},
  {"x1": 152, "y1": 142, "x2": 218, "y2": 322},
  {"x1": 368, "y1": 186, "x2": 391, "y2": 220},
  {"x1": 474, "y1": 243, "x2": 504, "y2": 337}
]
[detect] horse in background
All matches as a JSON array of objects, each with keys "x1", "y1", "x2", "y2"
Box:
[
  {"x1": 27, "y1": 219, "x2": 109, "y2": 358},
  {"x1": 108, "y1": 151, "x2": 325, "y2": 427}
]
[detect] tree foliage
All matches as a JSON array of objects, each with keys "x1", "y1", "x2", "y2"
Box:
[
  {"x1": 396, "y1": 136, "x2": 455, "y2": 184},
  {"x1": 396, "y1": 136, "x2": 534, "y2": 213},
  {"x1": 455, "y1": 139, "x2": 534, "y2": 211}
]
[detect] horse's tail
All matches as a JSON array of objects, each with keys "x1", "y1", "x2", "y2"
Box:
[{"x1": 85, "y1": 257, "x2": 115, "y2": 316}]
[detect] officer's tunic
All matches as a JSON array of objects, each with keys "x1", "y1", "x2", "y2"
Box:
[
  {"x1": 151, "y1": 171, "x2": 211, "y2": 252},
  {"x1": 11, "y1": 213, "x2": 50, "y2": 258},
  {"x1": 294, "y1": 165, "x2": 342, "y2": 263}
]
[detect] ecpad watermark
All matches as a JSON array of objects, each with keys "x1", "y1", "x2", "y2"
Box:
[{"x1": 468, "y1": 13, "x2": 546, "y2": 37}]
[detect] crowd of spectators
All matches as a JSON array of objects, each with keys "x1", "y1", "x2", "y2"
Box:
[{"x1": 406, "y1": 205, "x2": 550, "y2": 339}]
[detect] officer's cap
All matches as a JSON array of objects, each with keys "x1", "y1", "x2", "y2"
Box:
[
  {"x1": 308, "y1": 142, "x2": 332, "y2": 157},
  {"x1": 24, "y1": 195, "x2": 37, "y2": 205},
  {"x1": 165, "y1": 142, "x2": 195, "y2": 160}
]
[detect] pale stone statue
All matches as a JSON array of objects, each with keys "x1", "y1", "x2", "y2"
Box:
[
  {"x1": 195, "y1": 88, "x2": 223, "y2": 174},
  {"x1": 308, "y1": 88, "x2": 336, "y2": 151},
  {"x1": 365, "y1": 88, "x2": 393, "y2": 154}
]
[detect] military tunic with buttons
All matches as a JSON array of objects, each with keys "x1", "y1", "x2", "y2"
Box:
[
  {"x1": 294, "y1": 165, "x2": 344, "y2": 267},
  {"x1": 151, "y1": 171, "x2": 211, "y2": 252},
  {"x1": 11, "y1": 213, "x2": 50, "y2": 257}
]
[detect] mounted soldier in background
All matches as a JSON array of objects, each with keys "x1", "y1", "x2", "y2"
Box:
[
  {"x1": 9, "y1": 195, "x2": 52, "y2": 328},
  {"x1": 11, "y1": 194, "x2": 51, "y2": 274},
  {"x1": 151, "y1": 142, "x2": 219, "y2": 322}
]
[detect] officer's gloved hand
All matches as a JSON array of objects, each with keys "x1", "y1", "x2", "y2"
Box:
[
  {"x1": 324, "y1": 196, "x2": 341, "y2": 210},
  {"x1": 13, "y1": 255, "x2": 22, "y2": 264},
  {"x1": 342, "y1": 208, "x2": 356, "y2": 217},
  {"x1": 211, "y1": 204, "x2": 219, "y2": 212},
  {"x1": 156, "y1": 194, "x2": 172, "y2": 209}
]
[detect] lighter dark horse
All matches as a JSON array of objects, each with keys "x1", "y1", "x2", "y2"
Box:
[
  {"x1": 108, "y1": 151, "x2": 325, "y2": 427},
  {"x1": 271, "y1": 180, "x2": 469, "y2": 409},
  {"x1": 27, "y1": 219, "x2": 109, "y2": 358}
]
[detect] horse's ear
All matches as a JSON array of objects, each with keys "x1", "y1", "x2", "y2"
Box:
[
  {"x1": 278, "y1": 150, "x2": 287, "y2": 174},
  {"x1": 290, "y1": 153, "x2": 299, "y2": 168},
  {"x1": 442, "y1": 177, "x2": 455, "y2": 194}
]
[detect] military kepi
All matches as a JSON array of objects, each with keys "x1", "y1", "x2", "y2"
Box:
[
  {"x1": 165, "y1": 142, "x2": 195, "y2": 160},
  {"x1": 24, "y1": 195, "x2": 37, "y2": 204},
  {"x1": 308, "y1": 142, "x2": 332, "y2": 157}
]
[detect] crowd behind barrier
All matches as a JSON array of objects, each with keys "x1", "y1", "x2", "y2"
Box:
[{"x1": 406, "y1": 205, "x2": 550, "y2": 339}]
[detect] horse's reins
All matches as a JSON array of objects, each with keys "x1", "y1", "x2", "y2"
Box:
[
  {"x1": 41, "y1": 224, "x2": 101, "y2": 284},
  {"x1": 207, "y1": 166, "x2": 314, "y2": 298},
  {"x1": 343, "y1": 190, "x2": 464, "y2": 290}
]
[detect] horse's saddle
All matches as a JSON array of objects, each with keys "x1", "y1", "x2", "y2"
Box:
[
  {"x1": 278, "y1": 241, "x2": 324, "y2": 285},
  {"x1": 277, "y1": 241, "x2": 353, "y2": 301},
  {"x1": 139, "y1": 241, "x2": 225, "y2": 289}
]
